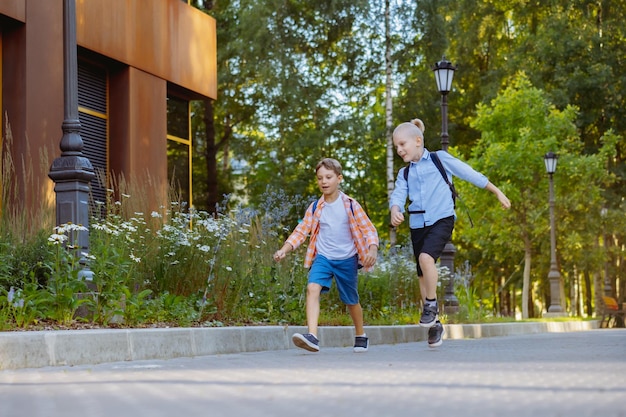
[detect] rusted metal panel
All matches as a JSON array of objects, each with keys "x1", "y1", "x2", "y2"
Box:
[
  {"x1": 3, "y1": 0, "x2": 212, "y2": 219},
  {"x1": 108, "y1": 66, "x2": 169, "y2": 210},
  {"x1": 76, "y1": 0, "x2": 217, "y2": 100},
  {"x1": 0, "y1": 0, "x2": 25, "y2": 23}
]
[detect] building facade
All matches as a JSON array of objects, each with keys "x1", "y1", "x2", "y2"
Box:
[{"x1": 0, "y1": 0, "x2": 217, "y2": 220}]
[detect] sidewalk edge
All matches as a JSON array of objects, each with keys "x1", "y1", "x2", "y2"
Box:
[{"x1": 0, "y1": 321, "x2": 599, "y2": 370}]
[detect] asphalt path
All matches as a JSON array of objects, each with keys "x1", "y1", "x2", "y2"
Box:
[{"x1": 1, "y1": 329, "x2": 624, "y2": 417}]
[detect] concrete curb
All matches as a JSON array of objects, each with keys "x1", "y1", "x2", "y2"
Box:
[{"x1": 0, "y1": 320, "x2": 599, "y2": 370}]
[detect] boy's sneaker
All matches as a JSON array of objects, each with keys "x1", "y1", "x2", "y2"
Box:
[
  {"x1": 292, "y1": 333, "x2": 320, "y2": 352},
  {"x1": 419, "y1": 305, "x2": 438, "y2": 328},
  {"x1": 428, "y1": 322, "x2": 444, "y2": 348},
  {"x1": 353, "y1": 336, "x2": 369, "y2": 353}
]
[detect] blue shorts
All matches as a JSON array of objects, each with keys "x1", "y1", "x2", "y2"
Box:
[{"x1": 308, "y1": 254, "x2": 359, "y2": 305}]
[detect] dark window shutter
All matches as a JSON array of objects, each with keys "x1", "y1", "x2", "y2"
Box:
[{"x1": 77, "y1": 62, "x2": 108, "y2": 215}]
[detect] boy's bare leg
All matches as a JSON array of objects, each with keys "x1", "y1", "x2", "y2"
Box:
[
  {"x1": 418, "y1": 253, "x2": 438, "y2": 300},
  {"x1": 306, "y1": 283, "x2": 322, "y2": 336},
  {"x1": 347, "y1": 303, "x2": 365, "y2": 336},
  {"x1": 418, "y1": 275, "x2": 426, "y2": 303}
]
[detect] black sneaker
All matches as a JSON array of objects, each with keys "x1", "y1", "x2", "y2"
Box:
[
  {"x1": 292, "y1": 333, "x2": 320, "y2": 352},
  {"x1": 428, "y1": 322, "x2": 444, "y2": 348},
  {"x1": 419, "y1": 304, "x2": 438, "y2": 328},
  {"x1": 353, "y1": 336, "x2": 369, "y2": 353}
]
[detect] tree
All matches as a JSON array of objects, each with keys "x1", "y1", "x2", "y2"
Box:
[
  {"x1": 385, "y1": 0, "x2": 396, "y2": 249},
  {"x1": 197, "y1": 0, "x2": 389, "y2": 228},
  {"x1": 457, "y1": 73, "x2": 614, "y2": 318},
  {"x1": 187, "y1": 0, "x2": 626, "y2": 312}
]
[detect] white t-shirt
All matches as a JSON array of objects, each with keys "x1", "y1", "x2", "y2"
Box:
[{"x1": 315, "y1": 197, "x2": 357, "y2": 260}]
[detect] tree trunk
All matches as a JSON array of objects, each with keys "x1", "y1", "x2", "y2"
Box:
[
  {"x1": 522, "y1": 235, "x2": 532, "y2": 319},
  {"x1": 584, "y1": 270, "x2": 592, "y2": 317},
  {"x1": 384, "y1": 0, "x2": 396, "y2": 250}
]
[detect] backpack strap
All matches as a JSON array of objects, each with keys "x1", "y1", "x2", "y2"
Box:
[
  {"x1": 403, "y1": 165, "x2": 424, "y2": 214},
  {"x1": 431, "y1": 152, "x2": 474, "y2": 227},
  {"x1": 430, "y1": 151, "x2": 458, "y2": 208}
]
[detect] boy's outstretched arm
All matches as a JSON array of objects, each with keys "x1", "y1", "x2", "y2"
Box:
[
  {"x1": 273, "y1": 203, "x2": 315, "y2": 262},
  {"x1": 485, "y1": 182, "x2": 511, "y2": 209}
]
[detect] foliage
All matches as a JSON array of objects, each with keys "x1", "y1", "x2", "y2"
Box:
[
  {"x1": 0, "y1": 283, "x2": 48, "y2": 329},
  {"x1": 452, "y1": 261, "x2": 489, "y2": 324},
  {"x1": 2, "y1": 0, "x2": 625, "y2": 329},
  {"x1": 187, "y1": 2, "x2": 625, "y2": 314},
  {"x1": 0, "y1": 187, "x2": 519, "y2": 330},
  {"x1": 195, "y1": 0, "x2": 390, "y2": 231},
  {"x1": 454, "y1": 73, "x2": 617, "y2": 317}
]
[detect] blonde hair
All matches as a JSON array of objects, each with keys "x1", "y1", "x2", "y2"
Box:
[
  {"x1": 315, "y1": 158, "x2": 343, "y2": 176},
  {"x1": 393, "y1": 118, "x2": 425, "y2": 138},
  {"x1": 411, "y1": 118, "x2": 425, "y2": 135}
]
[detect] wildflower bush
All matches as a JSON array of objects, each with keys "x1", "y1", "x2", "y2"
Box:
[{"x1": 0, "y1": 185, "x2": 483, "y2": 330}]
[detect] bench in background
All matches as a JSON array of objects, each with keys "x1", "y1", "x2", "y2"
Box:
[{"x1": 600, "y1": 296, "x2": 625, "y2": 328}]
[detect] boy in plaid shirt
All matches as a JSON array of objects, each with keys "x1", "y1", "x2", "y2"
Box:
[{"x1": 274, "y1": 158, "x2": 379, "y2": 352}]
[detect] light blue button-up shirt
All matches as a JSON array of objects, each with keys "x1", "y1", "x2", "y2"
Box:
[{"x1": 389, "y1": 149, "x2": 489, "y2": 229}]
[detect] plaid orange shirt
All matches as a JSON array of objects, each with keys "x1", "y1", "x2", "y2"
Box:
[{"x1": 285, "y1": 192, "x2": 379, "y2": 272}]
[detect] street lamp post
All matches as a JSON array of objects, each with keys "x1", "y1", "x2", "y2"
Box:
[
  {"x1": 600, "y1": 208, "x2": 612, "y2": 297},
  {"x1": 432, "y1": 57, "x2": 458, "y2": 313},
  {"x1": 48, "y1": 0, "x2": 95, "y2": 280},
  {"x1": 544, "y1": 152, "x2": 563, "y2": 314}
]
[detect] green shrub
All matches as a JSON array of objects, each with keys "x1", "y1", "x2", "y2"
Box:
[{"x1": 0, "y1": 187, "x2": 504, "y2": 330}]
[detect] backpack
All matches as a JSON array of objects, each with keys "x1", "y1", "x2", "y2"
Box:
[{"x1": 403, "y1": 151, "x2": 473, "y2": 227}]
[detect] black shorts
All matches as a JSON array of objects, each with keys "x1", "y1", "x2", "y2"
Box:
[{"x1": 410, "y1": 216, "x2": 455, "y2": 277}]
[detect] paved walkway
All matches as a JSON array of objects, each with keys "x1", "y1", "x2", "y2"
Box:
[{"x1": 1, "y1": 328, "x2": 624, "y2": 417}]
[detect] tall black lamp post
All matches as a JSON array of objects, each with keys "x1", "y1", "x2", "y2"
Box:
[
  {"x1": 48, "y1": 0, "x2": 95, "y2": 279},
  {"x1": 432, "y1": 57, "x2": 458, "y2": 313},
  {"x1": 544, "y1": 151, "x2": 563, "y2": 314},
  {"x1": 600, "y1": 207, "x2": 612, "y2": 297}
]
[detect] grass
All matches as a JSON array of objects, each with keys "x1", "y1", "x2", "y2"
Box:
[{"x1": 0, "y1": 124, "x2": 584, "y2": 331}]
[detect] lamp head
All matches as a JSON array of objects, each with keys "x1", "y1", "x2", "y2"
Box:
[
  {"x1": 544, "y1": 151, "x2": 558, "y2": 174},
  {"x1": 432, "y1": 56, "x2": 457, "y2": 94}
]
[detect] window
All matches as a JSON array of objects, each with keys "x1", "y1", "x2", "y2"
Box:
[
  {"x1": 77, "y1": 61, "x2": 108, "y2": 217},
  {"x1": 167, "y1": 95, "x2": 192, "y2": 209}
]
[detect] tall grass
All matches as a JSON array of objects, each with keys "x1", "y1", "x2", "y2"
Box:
[
  {"x1": 0, "y1": 120, "x2": 56, "y2": 300},
  {"x1": 1, "y1": 118, "x2": 55, "y2": 239},
  {"x1": 0, "y1": 124, "x2": 484, "y2": 329}
]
